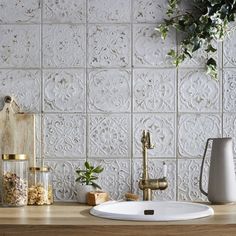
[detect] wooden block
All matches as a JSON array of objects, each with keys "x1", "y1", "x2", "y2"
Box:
[
  {"x1": 87, "y1": 191, "x2": 109, "y2": 206},
  {"x1": 124, "y1": 192, "x2": 139, "y2": 201}
]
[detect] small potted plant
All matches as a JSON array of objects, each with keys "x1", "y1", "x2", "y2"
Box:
[{"x1": 75, "y1": 161, "x2": 104, "y2": 203}]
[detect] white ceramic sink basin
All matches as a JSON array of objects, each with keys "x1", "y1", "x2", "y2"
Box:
[{"x1": 90, "y1": 201, "x2": 214, "y2": 221}]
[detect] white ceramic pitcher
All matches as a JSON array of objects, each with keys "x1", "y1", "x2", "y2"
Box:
[{"x1": 200, "y1": 138, "x2": 236, "y2": 204}]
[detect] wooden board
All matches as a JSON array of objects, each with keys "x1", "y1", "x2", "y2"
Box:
[{"x1": 0, "y1": 96, "x2": 35, "y2": 167}]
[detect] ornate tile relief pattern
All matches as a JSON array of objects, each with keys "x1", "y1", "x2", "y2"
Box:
[
  {"x1": 43, "y1": 69, "x2": 86, "y2": 112},
  {"x1": 88, "y1": 0, "x2": 131, "y2": 23},
  {"x1": 223, "y1": 114, "x2": 236, "y2": 155},
  {"x1": 90, "y1": 159, "x2": 131, "y2": 200},
  {"x1": 223, "y1": 69, "x2": 236, "y2": 112},
  {"x1": 43, "y1": 0, "x2": 85, "y2": 23},
  {"x1": 133, "y1": 0, "x2": 168, "y2": 23},
  {"x1": 88, "y1": 69, "x2": 131, "y2": 112},
  {"x1": 0, "y1": 25, "x2": 40, "y2": 68},
  {"x1": 178, "y1": 159, "x2": 209, "y2": 201},
  {"x1": 133, "y1": 114, "x2": 175, "y2": 158},
  {"x1": 0, "y1": 70, "x2": 41, "y2": 112},
  {"x1": 178, "y1": 69, "x2": 220, "y2": 112},
  {"x1": 44, "y1": 114, "x2": 86, "y2": 158},
  {"x1": 88, "y1": 114, "x2": 131, "y2": 158},
  {"x1": 132, "y1": 159, "x2": 176, "y2": 200},
  {"x1": 133, "y1": 69, "x2": 176, "y2": 112},
  {"x1": 224, "y1": 27, "x2": 236, "y2": 66},
  {"x1": 43, "y1": 24, "x2": 85, "y2": 68},
  {"x1": 0, "y1": 0, "x2": 40, "y2": 23},
  {"x1": 133, "y1": 24, "x2": 176, "y2": 67},
  {"x1": 178, "y1": 114, "x2": 221, "y2": 158},
  {"x1": 88, "y1": 25, "x2": 131, "y2": 68},
  {"x1": 45, "y1": 160, "x2": 85, "y2": 201}
]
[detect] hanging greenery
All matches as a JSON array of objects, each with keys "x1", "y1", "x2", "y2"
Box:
[{"x1": 157, "y1": 0, "x2": 236, "y2": 79}]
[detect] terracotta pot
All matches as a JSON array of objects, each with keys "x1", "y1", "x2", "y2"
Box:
[{"x1": 76, "y1": 184, "x2": 96, "y2": 203}]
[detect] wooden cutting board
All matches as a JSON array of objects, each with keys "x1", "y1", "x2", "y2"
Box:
[{"x1": 0, "y1": 96, "x2": 35, "y2": 167}]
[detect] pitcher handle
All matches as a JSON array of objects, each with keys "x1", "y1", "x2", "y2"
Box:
[{"x1": 199, "y1": 138, "x2": 212, "y2": 196}]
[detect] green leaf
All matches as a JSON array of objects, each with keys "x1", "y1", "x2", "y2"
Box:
[
  {"x1": 167, "y1": 49, "x2": 176, "y2": 57},
  {"x1": 205, "y1": 44, "x2": 217, "y2": 53},
  {"x1": 156, "y1": 24, "x2": 169, "y2": 40},
  {"x1": 93, "y1": 166, "x2": 104, "y2": 173},
  {"x1": 206, "y1": 58, "x2": 218, "y2": 79},
  {"x1": 84, "y1": 161, "x2": 90, "y2": 169},
  {"x1": 91, "y1": 182, "x2": 102, "y2": 190}
]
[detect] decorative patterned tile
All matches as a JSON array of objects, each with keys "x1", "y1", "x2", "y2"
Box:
[
  {"x1": 43, "y1": 69, "x2": 86, "y2": 112},
  {"x1": 45, "y1": 160, "x2": 85, "y2": 201},
  {"x1": 0, "y1": 25, "x2": 40, "y2": 68},
  {"x1": 133, "y1": 0, "x2": 168, "y2": 23},
  {"x1": 43, "y1": 0, "x2": 86, "y2": 23},
  {"x1": 133, "y1": 114, "x2": 175, "y2": 158},
  {"x1": 88, "y1": 0, "x2": 131, "y2": 23},
  {"x1": 88, "y1": 114, "x2": 131, "y2": 158},
  {"x1": 44, "y1": 114, "x2": 86, "y2": 158},
  {"x1": 178, "y1": 159, "x2": 209, "y2": 201},
  {"x1": 0, "y1": 0, "x2": 40, "y2": 23},
  {"x1": 224, "y1": 27, "x2": 236, "y2": 66},
  {"x1": 223, "y1": 69, "x2": 236, "y2": 112},
  {"x1": 133, "y1": 69, "x2": 176, "y2": 112},
  {"x1": 178, "y1": 69, "x2": 220, "y2": 112},
  {"x1": 132, "y1": 159, "x2": 176, "y2": 200},
  {"x1": 88, "y1": 25, "x2": 131, "y2": 68},
  {"x1": 223, "y1": 114, "x2": 236, "y2": 155},
  {"x1": 88, "y1": 69, "x2": 131, "y2": 112},
  {"x1": 43, "y1": 24, "x2": 85, "y2": 68},
  {"x1": 133, "y1": 24, "x2": 176, "y2": 67},
  {"x1": 90, "y1": 159, "x2": 131, "y2": 200},
  {"x1": 0, "y1": 70, "x2": 41, "y2": 112},
  {"x1": 178, "y1": 114, "x2": 221, "y2": 158}
]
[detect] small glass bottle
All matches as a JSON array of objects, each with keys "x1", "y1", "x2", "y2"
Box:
[
  {"x1": 2, "y1": 154, "x2": 28, "y2": 207},
  {"x1": 28, "y1": 167, "x2": 53, "y2": 205}
]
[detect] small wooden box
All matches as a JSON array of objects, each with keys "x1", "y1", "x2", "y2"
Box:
[{"x1": 87, "y1": 191, "x2": 109, "y2": 206}]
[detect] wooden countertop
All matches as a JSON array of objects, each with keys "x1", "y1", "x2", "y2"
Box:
[{"x1": 1, "y1": 202, "x2": 236, "y2": 236}]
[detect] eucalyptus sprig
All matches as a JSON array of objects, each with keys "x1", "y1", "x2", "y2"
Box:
[
  {"x1": 157, "y1": 0, "x2": 236, "y2": 79},
  {"x1": 75, "y1": 161, "x2": 104, "y2": 189}
]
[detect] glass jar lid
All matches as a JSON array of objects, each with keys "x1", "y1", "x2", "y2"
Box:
[
  {"x1": 2, "y1": 154, "x2": 28, "y2": 160},
  {"x1": 29, "y1": 166, "x2": 50, "y2": 172}
]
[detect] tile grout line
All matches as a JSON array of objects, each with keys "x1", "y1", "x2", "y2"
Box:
[
  {"x1": 175, "y1": 29, "x2": 179, "y2": 201},
  {"x1": 130, "y1": 0, "x2": 134, "y2": 194},
  {"x1": 221, "y1": 41, "x2": 224, "y2": 136},
  {"x1": 40, "y1": 0, "x2": 44, "y2": 166},
  {"x1": 85, "y1": 0, "x2": 89, "y2": 163}
]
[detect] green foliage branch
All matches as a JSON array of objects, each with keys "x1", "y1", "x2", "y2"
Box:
[
  {"x1": 75, "y1": 161, "x2": 104, "y2": 189},
  {"x1": 157, "y1": 0, "x2": 236, "y2": 79}
]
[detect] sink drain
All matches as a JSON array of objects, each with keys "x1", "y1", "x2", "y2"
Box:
[{"x1": 144, "y1": 210, "x2": 154, "y2": 215}]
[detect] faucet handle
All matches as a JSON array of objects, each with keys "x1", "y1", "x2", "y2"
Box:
[{"x1": 163, "y1": 162, "x2": 167, "y2": 178}]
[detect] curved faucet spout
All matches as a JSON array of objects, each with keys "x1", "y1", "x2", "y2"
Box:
[{"x1": 139, "y1": 130, "x2": 168, "y2": 201}]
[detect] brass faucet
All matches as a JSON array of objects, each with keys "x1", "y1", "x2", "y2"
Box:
[{"x1": 138, "y1": 130, "x2": 168, "y2": 201}]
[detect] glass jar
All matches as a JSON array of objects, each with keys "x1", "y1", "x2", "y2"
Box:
[
  {"x1": 28, "y1": 167, "x2": 53, "y2": 205},
  {"x1": 2, "y1": 154, "x2": 28, "y2": 207}
]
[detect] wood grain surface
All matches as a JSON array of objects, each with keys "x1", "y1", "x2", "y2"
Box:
[
  {"x1": 0, "y1": 203, "x2": 236, "y2": 236},
  {"x1": 0, "y1": 98, "x2": 35, "y2": 167}
]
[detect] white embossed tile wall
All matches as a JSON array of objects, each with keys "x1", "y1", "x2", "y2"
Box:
[{"x1": 0, "y1": 0, "x2": 234, "y2": 202}]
